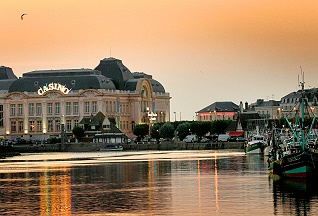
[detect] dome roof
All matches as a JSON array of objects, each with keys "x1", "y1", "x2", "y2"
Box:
[
  {"x1": 124, "y1": 79, "x2": 165, "y2": 93},
  {"x1": 95, "y1": 57, "x2": 134, "y2": 90},
  {"x1": 150, "y1": 79, "x2": 165, "y2": 93}
]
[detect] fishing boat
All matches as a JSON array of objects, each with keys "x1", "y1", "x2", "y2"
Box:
[
  {"x1": 269, "y1": 72, "x2": 318, "y2": 179},
  {"x1": 245, "y1": 127, "x2": 267, "y2": 154},
  {"x1": 99, "y1": 144, "x2": 123, "y2": 151}
]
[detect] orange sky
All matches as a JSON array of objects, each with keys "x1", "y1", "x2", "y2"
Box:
[{"x1": 1, "y1": 0, "x2": 318, "y2": 120}]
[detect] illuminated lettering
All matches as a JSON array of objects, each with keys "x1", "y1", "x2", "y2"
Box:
[{"x1": 37, "y1": 82, "x2": 71, "y2": 96}]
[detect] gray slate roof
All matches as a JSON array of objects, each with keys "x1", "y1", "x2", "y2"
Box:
[
  {"x1": 281, "y1": 88, "x2": 318, "y2": 103},
  {"x1": 95, "y1": 58, "x2": 134, "y2": 90},
  {"x1": 197, "y1": 101, "x2": 239, "y2": 113},
  {"x1": 5, "y1": 58, "x2": 167, "y2": 94},
  {"x1": 0, "y1": 66, "x2": 18, "y2": 80},
  {"x1": 9, "y1": 69, "x2": 116, "y2": 92}
]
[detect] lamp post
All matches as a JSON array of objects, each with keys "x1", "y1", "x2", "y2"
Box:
[
  {"x1": 61, "y1": 115, "x2": 65, "y2": 151},
  {"x1": 173, "y1": 112, "x2": 176, "y2": 122}
]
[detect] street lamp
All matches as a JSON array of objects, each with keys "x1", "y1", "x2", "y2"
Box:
[{"x1": 61, "y1": 115, "x2": 65, "y2": 151}]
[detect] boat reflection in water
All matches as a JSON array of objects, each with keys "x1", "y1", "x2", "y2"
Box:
[{"x1": 271, "y1": 177, "x2": 318, "y2": 215}]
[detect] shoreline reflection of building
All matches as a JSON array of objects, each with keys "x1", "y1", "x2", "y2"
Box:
[{"x1": 39, "y1": 167, "x2": 72, "y2": 215}]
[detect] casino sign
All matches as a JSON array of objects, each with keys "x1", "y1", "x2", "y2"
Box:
[{"x1": 37, "y1": 82, "x2": 71, "y2": 96}]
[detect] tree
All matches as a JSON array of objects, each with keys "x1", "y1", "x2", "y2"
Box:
[
  {"x1": 159, "y1": 122, "x2": 175, "y2": 139},
  {"x1": 133, "y1": 124, "x2": 149, "y2": 141},
  {"x1": 72, "y1": 126, "x2": 85, "y2": 141},
  {"x1": 211, "y1": 120, "x2": 231, "y2": 134},
  {"x1": 190, "y1": 121, "x2": 211, "y2": 138},
  {"x1": 150, "y1": 124, "x2": 161, "y2": 140},
  {"x1": 176, "y1": 122, "x2": 191, "y2": 141}
]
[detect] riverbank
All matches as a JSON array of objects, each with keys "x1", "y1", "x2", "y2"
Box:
[
  {"x1": 0, "y1": 145, "x2": 21, "y2": 158},
  {"x1": 11, "y1": 141, "x2": 245, "y2": 153}
]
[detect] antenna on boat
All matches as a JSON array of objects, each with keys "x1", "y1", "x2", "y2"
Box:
[{"x1": 299, "y1": 66, "x2": 305, "y2": 91}]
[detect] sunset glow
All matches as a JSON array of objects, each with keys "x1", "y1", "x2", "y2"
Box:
[{"x1": 1, "y1": 0, "x2": 318, "y2": 120}]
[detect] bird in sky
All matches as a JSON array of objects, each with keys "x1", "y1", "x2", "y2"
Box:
[{"x1": 21, "y1": 14, "x2": 27, "y2": 20}]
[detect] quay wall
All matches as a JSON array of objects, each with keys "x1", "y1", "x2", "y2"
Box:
[{"x1": 12, "y1": 141, "x2": 245, "y2": 153}]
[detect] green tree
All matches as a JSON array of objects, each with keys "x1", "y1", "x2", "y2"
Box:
[
  {"x1": 176, "y1": 122, "x2": 191, "y2": 141},
  {"x1": 211, "y1": 120, "x2": 231, "y2": 134},
  {"x1": 133, "y1": 124, "x2": 149, "y2": 140},
  {"x1": 190, "y1": 121, "x2": 211, "y2": 138},
  {"x1": 72, "y1": 126, "x2": 85, "y2": 141},
  {"x1": 159, "y1": 122, "x2": 175, "y2": 139},
  {"x1": 150, "y1": 124, "x2": 161, "y2": 140}
]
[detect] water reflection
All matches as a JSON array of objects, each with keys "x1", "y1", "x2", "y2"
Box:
[
  {"x1": 271, "y1": 178, "x2": 318, "y2": 215},
  {"x1": 1, "y1": 151, "x2": 318, "y2": 215}
]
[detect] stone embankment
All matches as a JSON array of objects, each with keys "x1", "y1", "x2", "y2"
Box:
[
  {"x1": 11, "y1": 141, "x2": 245, "y2": 153},
  {"x1": 125, "y1": 141, "x2": 245, "y2": 151}
]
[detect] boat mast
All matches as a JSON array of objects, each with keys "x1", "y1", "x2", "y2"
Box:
[{"x1": 300, "y1": 67, "x2": 305, "y2": 150}]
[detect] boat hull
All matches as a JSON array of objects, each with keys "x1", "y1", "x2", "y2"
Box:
[
  {"x1": 269, "y1": 151, "x2": 318, "y2": 179},
  {"x1": 246, "y1": 142, "x2": 264, "y2": 154},
  {"x1": 99, "y1": 144, "x2": 123, "y2": 151}
]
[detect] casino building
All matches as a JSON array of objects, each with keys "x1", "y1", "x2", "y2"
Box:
[{"x1": 0, "y1": 57, "x2": 170, "y2": 141}]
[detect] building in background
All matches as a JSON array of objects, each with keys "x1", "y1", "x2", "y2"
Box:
[
  {"x1": 249, "y1": 99, "x2": 281, "y2": 119},
  {"x1": 195, "y1": 101, "x2": 240, "y2": 121},
  {"x1": 0, "y1": 57, "x2": 170, "y2": 141}
]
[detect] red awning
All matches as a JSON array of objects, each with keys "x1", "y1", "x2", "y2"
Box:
[{"x1": 229, "y1": 131, "x2": 244, "y2": 137}]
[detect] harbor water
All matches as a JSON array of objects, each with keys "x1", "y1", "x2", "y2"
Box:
[{"x1": 1, "y1": 150, "x2": 318, "y2": 215}]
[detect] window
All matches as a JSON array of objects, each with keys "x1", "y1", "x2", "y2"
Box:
[
  {"x1": 36, "y1": 103, "x2": 42, "y2": 116},
  {"x1": 74, "y1": 119, "x2": 78, "y2": 127},
  {"x1": 66, "y1": 120, "x2": 72, "y2": 131},
  {"x1": 48, "y1": 120, "x2": 53, "y2": 132},
  {"x1": 109, "y1": 101, "x2": 112, "y2": 112},
  {"x1": 48, "y1": 103, "x2": 53, "y2": 115},
  {"x1": 66, "y1": 102, "x2": 71, "y2": 115},
  {"x1": 73, "y1": 102, "x2": 78, "y2": 114},
  {"x1": 10, "y1": 104, "x2": 16, "y2": 116},
  {"x1": 18, "y1": 104, "x2": 23, "y2": 116},
  {"x1": 11, "y1": 121, "x2": 16, "y2": 132},
  {"x1": 105, "y1": 101, "x2": 108, "y2": 112},
  {"x1": 103, "y1": 124, "x2": 110, "y2": 130},
  {"x1": 29, "y1": 103, "x2": 34, "y2": 116},
  {"x1": 29, "y1": 121, "x2": 35, "y2": 132},
  {"x1": 55, "y1": 102, "x2": 60, "y2": 114},
  {"x1": 84, "y1": 102, "x2": 90, "y2": 113},
  {"x1": 92, "y1": 101, "x2": 97, "y2": 113},
  {"x1": 37, "y1": 120, "x2": 42, "y2": 132},
  {"x1": 55, "y1": 120, "x2": 60, "y2": 132},
  {"x1": 18, "y1": 121, "x2": 23, "y2": 132}
]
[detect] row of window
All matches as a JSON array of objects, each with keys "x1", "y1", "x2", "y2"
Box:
[
  {"x1": 10, "y1": 119, "x2": 79, "y2": 133},
  {"x1": 9, "y1": 119, "x2": 133, "y2": 134},
  {"x1": 9, "y1": 101, "x2": 130, "y2": 117}
]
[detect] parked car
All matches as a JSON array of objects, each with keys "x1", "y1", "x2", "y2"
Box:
[
  {"x1": 200, "y1": 137, "x2": 209, "y2": 143},
  {"x1": 227, "y1": 137, "x2": 237, "y2": 142},
  {"x1": 236, "y1": 137, "x2": 247, "y2": 142},
  {"x1": 217, "y1": 134, "x2": 230, "y2": 142},
  {"x1": 183, "y1": 135, "x2": 198, "y2": 143}
]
